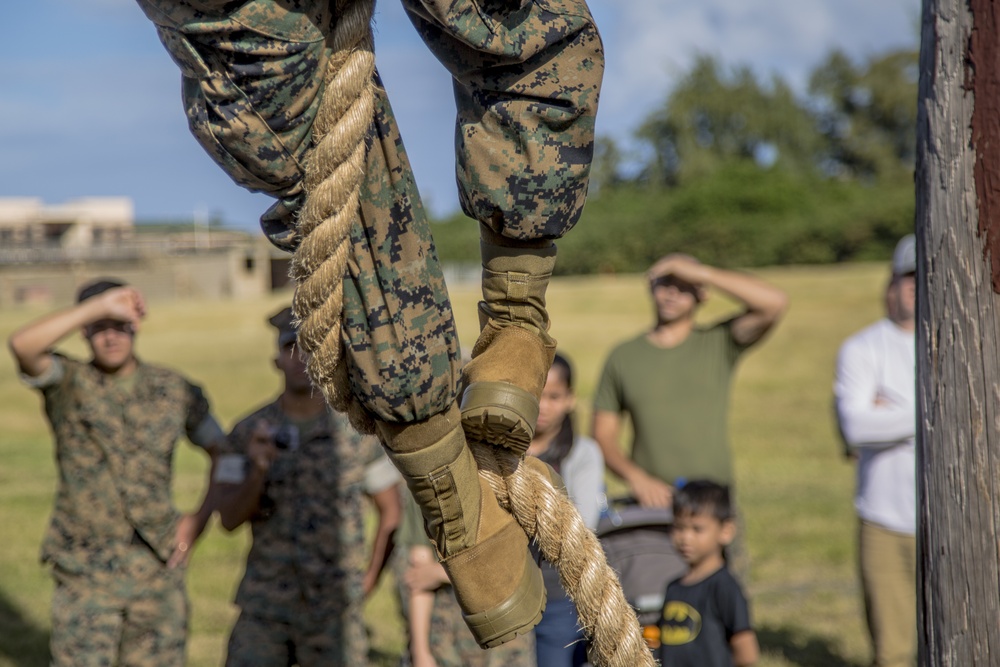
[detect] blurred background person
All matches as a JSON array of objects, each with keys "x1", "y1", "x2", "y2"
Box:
[
  {"x1": 7, "y1": 278, "x2": 224, "y2": 666},
  {"x1": 592, "y1": 253, "x2": 786, "y2": 586},
  {"x1": 834, "y1": 235, "x2": 916, "y2": 667},
  {"x1": 213, "y1": 307, "x2": 401, "y2": 666},
  {"x1": 526, "y1": 352, "x2": 604, "y2": 667}
]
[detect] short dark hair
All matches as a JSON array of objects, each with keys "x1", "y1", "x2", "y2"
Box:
[
  {"x1": 76, "y1": 278, "x2": 126, "y2": 304},
  {"x1": 673, "y1": 480, "x2": 733, "y2": 522}
]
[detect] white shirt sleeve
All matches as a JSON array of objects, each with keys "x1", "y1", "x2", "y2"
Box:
[
  {"x1": 364, "y1": 454, "x2": 402, "y2": 495},
  {"x1": 563, "y1": 437, "x2": 606, "y2": 531},
  {"x1": 834, "y1": 329, "x2": 915, "y2": 449}
]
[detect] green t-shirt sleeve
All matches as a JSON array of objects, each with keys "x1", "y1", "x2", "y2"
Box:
[
  {"x1": 717, "y1": 316, "x2": 751, "y2": 364},
  {"x1": 593, "y1": 347, "x2": 624, "y2": 413}
]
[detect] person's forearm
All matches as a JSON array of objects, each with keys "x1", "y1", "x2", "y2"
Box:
[
  {"x1": 731, "y1": 630, "x2": 759, "y2": 666},
  {"x1": 408, "y1": 588, "x2": 437, "y2": 657},
  {"x1": 364, "y1": 485, "x2": 402, "y2": 594},
  {"x1": 364, "y1": 525, "x2": 398, "y2": 595},
  {"x1": 593, "y1": 411, "x2": 633, "y2": 481},
  {"x1": 8, "y1": 300, "x2": 103, "y2": 375},
  {"x1": 217, "y1": 468, "x2": 268, "y2": 531},
  {"x1": 838, "y1": 404, "x2": 916, "y2": 449},
  {"x1": 192, "y1": 462, "x2": 219, "y2": 534},
  {"x1": 697, "y1": 265, "x2": 787, "y2": 317},
  {"x1": 596, "y1": 433, "x2": 645, "y2": 484}
]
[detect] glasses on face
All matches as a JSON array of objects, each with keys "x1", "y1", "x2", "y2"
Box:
[{"x1": 85, "y1": 320, "x2": 135, "y2": 337}]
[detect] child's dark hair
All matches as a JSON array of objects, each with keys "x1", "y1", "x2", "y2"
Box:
[
  {"x1": 534, "y1": 352, "x2": 575, "y2": 474},
  {"x1": 76, "y1": 278, "x2": 125, "y2": 304},
  {"x1": 673, "y1": 480, "x2": 733, "y2": 522}
]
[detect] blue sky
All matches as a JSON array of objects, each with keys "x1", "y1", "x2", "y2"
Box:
[{"x1": 1, "y1": 1, "x2": 918, "y2": 230}]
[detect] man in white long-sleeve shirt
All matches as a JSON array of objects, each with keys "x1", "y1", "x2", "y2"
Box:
[{"x1": 834, "y1": 234, "x2": 916, "y2": 667}]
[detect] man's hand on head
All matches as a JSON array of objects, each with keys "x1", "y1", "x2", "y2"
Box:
[
  {"x1": 647, "y1": 254, "x2": 709, "y2": 287},
  {"x1": 89, "y1": 287, "x2": 147, "y2": 331}
]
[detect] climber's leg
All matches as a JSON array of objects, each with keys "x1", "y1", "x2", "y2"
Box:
[{"x1": 402, "y1": 0, "x2": 605, "y2": 451}]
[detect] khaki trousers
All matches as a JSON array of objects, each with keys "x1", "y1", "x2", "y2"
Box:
[{"x1": 859, "y1": 520, "x2": 916, "y2": 667}]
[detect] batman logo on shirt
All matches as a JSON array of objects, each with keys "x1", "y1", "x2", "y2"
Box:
[{"x1": 660, "y1": 601, "x2": 702, "y2": 645}]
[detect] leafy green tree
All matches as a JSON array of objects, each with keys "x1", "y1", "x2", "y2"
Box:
[
  {"x1": 809, "y1": 48, "x2": 918, "y2": 179},
  {"x1": 636, "y1": 55, "x2": 822, "y2": 184},
  {"x1": 589, "y1": 136, "x2": 627, "y2": 194}
]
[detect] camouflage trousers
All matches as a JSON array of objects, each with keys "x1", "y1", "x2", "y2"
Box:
[
  {"x1": 49, "y1": 545, "x2": 187, "y2": 667},
  {"x1": 135, "y1": 0, "x2": 603, "y2": 425},
  {"x1": 226, "y1": 602, "x2": 367, "y2": 667}
]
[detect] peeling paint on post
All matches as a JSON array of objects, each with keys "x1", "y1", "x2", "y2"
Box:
[
  {"x1": 917, "y1": 0, "x2": 1000, "y2": 665},
  {"x1": 968, "y1": 0, "x2": 1000, "y2": 292}
]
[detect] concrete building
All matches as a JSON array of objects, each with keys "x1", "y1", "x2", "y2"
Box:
[
  {"x1": 0, "y1": 197, "x2": 287, "y2": 307},
  {"x1": 0, "y1": 197, "x2": 134, "y2": 249}
]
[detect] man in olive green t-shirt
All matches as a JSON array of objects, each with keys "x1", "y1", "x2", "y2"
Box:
[{"x1": 593, "y1": 254, "x2": 787, "y2": 508}]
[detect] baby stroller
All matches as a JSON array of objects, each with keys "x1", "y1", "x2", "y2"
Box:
[{"x1": 597, "y1": 495, "x2": 687, "y2": 644}]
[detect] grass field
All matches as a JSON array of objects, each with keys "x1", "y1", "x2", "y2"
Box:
[{"x1": 0, "y1": 262, "x2": 889, "y2": 666}]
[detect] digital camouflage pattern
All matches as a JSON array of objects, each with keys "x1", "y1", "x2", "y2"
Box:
[
  {"x1": 135, "y1": 0, "x2": 602, "y2": 423},
  {"x1": 26, "y1": 354, "x2": 216, "y2": 666},
  {"x1": 50, "y1": 548, "x2": 187, "y2": 667},
  {"x1": 34, "y1": 354, "x2": 214, "y2": 569},
  {"x1": 226, "y1": 611, "x2": 363, "y2": 667},
  {"x1": 403, "y1": 0, "x2": 604, "y2": 240},
  {"x1": 341, "y1": 81, "x2": 462, "y2": 423},
  {"x1": 221, "y1": 399, "x2": 385, "y2": 666}
]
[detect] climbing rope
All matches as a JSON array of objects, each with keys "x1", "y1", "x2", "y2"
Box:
[
  {"x1": 291, "y1": 0, "x2": 378, "y2": 435},
  {"x1": 288, "y1": 3, "x2": 655, "y2": 666},
  {"x1": 474, "y1": 443, "x2": 657, "y2": 667}
]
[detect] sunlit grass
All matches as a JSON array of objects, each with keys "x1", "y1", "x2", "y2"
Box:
[{"x1": 0, "y1": 262, "x2": 889, "y2": 666}]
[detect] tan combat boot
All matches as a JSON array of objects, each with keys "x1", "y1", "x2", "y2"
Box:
[
  {"x1": 377, "y1": 405, "x2": 545, "y2": 647},
  {"x1": 461, "y1": 228, "x2": 557, "y2": 454}
]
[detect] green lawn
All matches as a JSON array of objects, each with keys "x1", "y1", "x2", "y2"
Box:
[{"x1": 0, "y1": 262, "x2": 888, "y2": 666}]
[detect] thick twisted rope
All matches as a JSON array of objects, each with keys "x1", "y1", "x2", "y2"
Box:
[
  {"x1": 290, "y1": 0, "x2": 377, "y2": 435},
  {"x1": 287, "y1": 3, "x2": 654, "y2": 666},
  {"x1": 473, "y1": 444, "x2": 657, "y2": 667}
]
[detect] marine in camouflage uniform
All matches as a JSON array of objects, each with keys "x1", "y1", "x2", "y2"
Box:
[
  {"x1": 136, "y1": 0, "x2": 603, "y2": 646},
  {"x1": 7, "y1": 279, "x2": 224, "y2": 667},
  {"x1": 215, "y1": 307, "x2": 402, "y2": 667}
]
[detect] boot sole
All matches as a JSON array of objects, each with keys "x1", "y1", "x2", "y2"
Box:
[
  {"x1": 460, "y1": 382, "x2": 539, "y2": 455},
  {"x1": 464, "y1": 547, "x2": 547, "y2": 648}
]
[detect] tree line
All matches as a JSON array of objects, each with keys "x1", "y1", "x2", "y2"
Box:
[{"x1": 432, "y1": 48, "x2": 917, "y2": 274}]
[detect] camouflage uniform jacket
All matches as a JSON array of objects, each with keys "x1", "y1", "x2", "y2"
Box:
[
  {"x1": 223, "y1": 400, "x2": 386, "y2": 623},
  {"x1": 25, "y1": 354, "x2": 220, "y2": 572}
]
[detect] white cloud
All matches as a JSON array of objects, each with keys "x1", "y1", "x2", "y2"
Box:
[{"x1": 591, "y1": 0, "x2": 919, "y2": 144}]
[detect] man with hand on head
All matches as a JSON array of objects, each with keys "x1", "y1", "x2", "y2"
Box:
[
  {"x1": 592, "y1": 255, "x2": 786, "y2": 611},
  {"x1": 214, "y1": 306, "x2": 402, "y2": 667},
  {"x1": 7, "y1": 278, "x2": 224, "y2": 667},
  {"x1": 593, "y1": 254, "x2": 787, "y2": 509}
]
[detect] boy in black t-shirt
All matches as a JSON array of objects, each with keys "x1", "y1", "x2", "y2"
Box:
[{"x1": 657, "y1": 481, "x2": 759, "y2": 667}]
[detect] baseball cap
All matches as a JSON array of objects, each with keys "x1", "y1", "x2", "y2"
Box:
[
  {"x1": 892, "y1": 234, "x2": 916, "y2": 276},
  {"x1": 268, "y1": 306, "x2": 298, "y2": 347}
]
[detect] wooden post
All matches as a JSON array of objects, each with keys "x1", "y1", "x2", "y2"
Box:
[{"x1": 916, "y1": 0, "x2": 1000, "y2": 664}]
